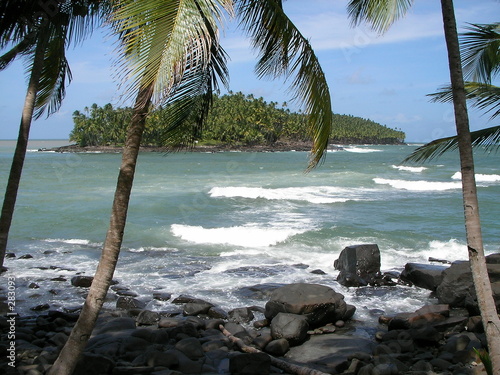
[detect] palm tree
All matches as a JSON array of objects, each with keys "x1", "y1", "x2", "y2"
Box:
[
  {"x1": 347, "y1": 1, "x2": 500, "y2": 371},
  {"x1": 405, "y1": 22, "x2": 499, "y2": 162},
  {"x1": 0, "y1": 0, "x2": 106, "y2": 271},
  {"x1": 49, "y1": 0, "x2": 334, "y2": 373}
]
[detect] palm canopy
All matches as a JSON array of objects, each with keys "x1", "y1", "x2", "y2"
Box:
[
  {"x1": 404, "y1": 22, "x2": 500, "y2": 163},
  {"x1": 110, "y1": 0, "x2": 233, "y2": 148},
  {"x1": 111, "y1": 0, "x2": 333, "y2": 169},
  {"x1": 0, "y1": 0, "x2": 106, "y2": 118},
  {"x1": 237, "y1": 0, "x2": 333, "y2": 168}
]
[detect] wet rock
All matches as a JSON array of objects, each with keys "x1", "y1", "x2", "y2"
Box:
[
  {"x1": 265, "y1": 338, "x2": 289, "y2": 356},
  {"x1": 152, "y1": 291, "x2": 171, "y2": 301},
  {"x1": 136, "y1": 310, "x2": 160, "y2": 326},
  {"x1": 286, "y1": 334, "x2": 374, "y2": 374},
  {"x1": 71, "y1": 275, "x2": 93, "y2": 288},
  {"x1": 270, "y1": 313, "x2": 309, "y2": 346},
  {"x1": 265, "y1": 283, "x2": 354, "y2": 327},
  {"x1": 73, "y1": 353, "x2": 115, "y2": 375},
  {"x1": 116, "y1": 296, "x2": 146, "y2": 310},
  {"x1": 19, "y1": 254, "x2": 34, "y2": 259},
  {"x1": 436, "y1": 254, "x2": 500, "y2": 314},
  {"x1": 399, "y1": 262, "x2": 447, "y2": 291},
  {"x1": 183, "y1": 301, "x2": 214, "y2": 316},
  {"x1": 334, "y1": 244, "x2": 381, "y2": 287},
  {"x1": 228, "y1": 307, "x2": 254, "y2": 323},
  {"x1": 229, "y1": 352, "x2": 271, "y2": 375},
  {"x1": 175, "y1": 337, "x2": 205, "y2": 360}
]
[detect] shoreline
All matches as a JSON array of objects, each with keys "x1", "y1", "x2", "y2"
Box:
[{"x1": 38, "y1": 141, "x2": 405, "y2": 154}]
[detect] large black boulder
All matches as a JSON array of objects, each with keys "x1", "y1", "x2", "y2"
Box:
[
  {"x1": 436, "y1": 254, "x2": 500, "y2": 314},
  {"x1": 334, "y1": 244, "x2": 381, "y2": 287},
  {"x1": 264, "y1": 283, "x2": 354, "y2": 327},
  {"x1": 400, "y1": 263, "x2": 448, "y2": 291}
]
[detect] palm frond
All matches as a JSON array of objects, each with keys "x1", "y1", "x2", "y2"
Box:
[
  {"x1": 237, "y1": 0, "x2": 332, "y2": 169},
  {"x1": 32, "y1": 27, "x2": 72, "y2": 119},
  {"x1": 428, "y1": 82, "x2": 500, "y2": 120},
  {"x1": 461, "y1": 23, "x2": 500, "y2": 84},
  {"x1": 347, "y1": 0, "x2": 413, "y2": 34},
  {"x1": 403, "y1": 125, "x2": 500, "y2": 163},
  {"x1": 111, "y1": 0, "x2": 231, "y2": 107}
]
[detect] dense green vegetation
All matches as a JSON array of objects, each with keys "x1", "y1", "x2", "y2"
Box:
[{"x1": 70, "y1": 92, "x2": 405, "y2": 147}]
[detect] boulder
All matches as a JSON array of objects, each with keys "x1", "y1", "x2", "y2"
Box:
[
  {"x1": 435, "y1": 255, "x2": 500, "y2": 314},
  {"x1": 334, "y1": 244, "x2": 381, "y2": 287},
  {"x1": 229, "y1": 353, "x2": 271, "y2": 375},
  {"x1": 228, "y1": 307, "x2": 255, "y2": 323},
  {"x1": 399, "y1": 263, "x2": 447, "y2": 291},
  {"x1": 264, "y1": 283, "x2": 354, "y2": 327},
  {"x1": 116, "y1": 297, "x2": 146, "y2": 310},
  {"x1": 71, "y1": 276, "x2": 94, "y2": 288},
  {"x1": 285, "y1": 334, "x2": 375, "y2": 374},
  {"x1": 270, "y1": 313, "x2": 309, "y2": 345}
]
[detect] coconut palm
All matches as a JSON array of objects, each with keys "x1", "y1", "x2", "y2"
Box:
[
  {"x1": 49, "y1": 0, "x2": 332, "y2": 373},
  {"x1": 347, "y1": 0, "x2": 500, "y2": 372},
  {"x1": 0, "y1": 0, "x2": 106, "y2": 271},
  {"x1": 405, "y1": 22, "x2": 499, "y2": 162}
]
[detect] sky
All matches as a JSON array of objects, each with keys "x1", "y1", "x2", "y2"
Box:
[{"x1": 0, "y1": 0, "x2": 498, "y2": 143}]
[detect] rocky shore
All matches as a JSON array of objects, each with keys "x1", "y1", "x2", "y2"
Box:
[{"x1": 1, "y1": 244, "x2": 497, "y2": 375}]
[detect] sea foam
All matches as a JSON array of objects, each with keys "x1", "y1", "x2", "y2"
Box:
[
  {"x1": 391, "y1": 165, "x2": 427, "y2": 173},
  {"x1": 209, "y1": 186, "x2": 361, "y2": 204},
  {"x1": 373, "y1": 178, "x2": 461, "y2": 191},
  {"x1": 451, "y1": 171, "x2": 500, "y2": 182},
  {"x1": 170, "y1": 223, "x2": 306, "y2": 247}
]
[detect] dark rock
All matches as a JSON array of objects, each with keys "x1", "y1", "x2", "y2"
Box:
[
  {"x1": 175, "y1": 337, "x2": 205, "y2": 360},
  {"x1": 31, "y1": 304, "x2": 50, "y2": 311},
  {"x1": 228, "y1": 307, "x2": 254, "y2": 323},
  {"x1": 19, "y1": 254, "x2": 34, "y2": 259},
  {"x1": 265, "y1": 338, "x2": 289, "y2": 356},
  {"x1": 265, "y1": 283, "x2": 352, "y2": 327},
  {"x1": 207, "y1": 306, "x2": 229, "y2": 319},
  {"x1": 29, "y1": 282, "x2": 40, "y2": 289},
  {"x1": 229, "y1": 353, "x2": 271, "y2": 375},
  {"x1": 73, "y1": 353, "x2": 115, "y2": 375},
  {"x1": 286, "y1": 334, "x2": 374, "y2": 374},
  {"x1": 146, "y1": 350, "x2": 179, "y2": 368},
  {"x1": 310, "y1": 269, "x2": 326, "y2": 275},
  {"x1": 183, "y1": 301, "x2": 214, "y2": 316},
  {"x1": 334, "y1": 244, "x2": 381, "y2": 287},
  {"x1": 436, "y1": 259, "x2": 500, "y2": 314},
  {"x1": 116, "y1": 297, "x2": 146, "y2": 310},
  {"x1": 71, "y1": 275, "x2": 94, "y2": 288},
  {"x1": 152, "y1": 291, "x2": 171, "y2": 301},
  {"x1": 93, "y1": 317, "x2": 136, "y2": 335},
  {"x1": 5, "y1": 252, "x2": 16, "y2": 258},
  {"x1": 235, "y1": 283, "x2": 285, "y2": 300},
  {"x1": 399, "y1": 262, "x2": 447, "y2": 291},
  {"x1": 270, "y1": 313, "x2": 309, "y2": 345},
  {"x1": 136, "y1": 310, "x2": 160, "y2": 326}
]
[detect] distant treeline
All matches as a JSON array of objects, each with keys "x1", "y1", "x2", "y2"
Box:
[{"x1": 70, "y1": 92, "x2": 405, "y2": 147}]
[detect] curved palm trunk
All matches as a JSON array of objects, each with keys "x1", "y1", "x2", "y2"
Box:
[
  {"x1": 47, "y1": 83, "x2": 153, "y2": 375},
  {"x1": 440, "y1": 0, "x2": 500, "y2": 372},
  {"x1": 0, "y1": 36, "x2": 47, "y2": 272}
]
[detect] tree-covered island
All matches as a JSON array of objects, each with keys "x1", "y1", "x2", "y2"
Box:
[{"x1": 68, "y1": 92, "x2": 405, "y2": 150}]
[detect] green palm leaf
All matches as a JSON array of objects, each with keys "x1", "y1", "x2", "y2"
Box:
[
  {"x1": 428, "y1": 82, "x2": 500, "y2": 120},
  {"x1": 347, "y1": 0, "x2": 413, "y2": 34},
  {"x1": 461, "y1": 23, "x2": 500, "y2": 84},
  {"x1": 110, "y1": 0, "x2": 233, "y2": 142},
  {"x1": 403, "y1": 125, "x2": 500, "y2": 163},
  {"x1": 237, "y1": 0, "x2": 333, "y2": 169}
]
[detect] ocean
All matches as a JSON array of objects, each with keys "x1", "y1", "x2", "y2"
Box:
[{"x1": 1, "y1": 140, "x2": 499, "y2": 324}]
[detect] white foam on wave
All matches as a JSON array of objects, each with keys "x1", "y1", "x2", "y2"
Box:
[
  {"x1": 170, "y1": 223, "x2": 307, "y2": 247},
  {"x1": 373, "y1": 178, "x2": 461, "y2": 191},
  {"x1": 391, "y1": 165, "x2": 427, "y2": 173},
  {"x1": 43, "y1": 238, "x2": 93, "y2": 245},
  {"x1": 209, "y1": 186, "x2": 363, "y2": 204},
  {"x1": 452, "y1": 171, "x2": 500, "y2": 183},
  {"x1": 344, "y1": 147, "x2": 382, "y2": 153}
]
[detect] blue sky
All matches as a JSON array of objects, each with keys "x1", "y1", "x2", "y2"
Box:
[{"x1": 0, "y1": 0, "x2": 498, "y2": 142}]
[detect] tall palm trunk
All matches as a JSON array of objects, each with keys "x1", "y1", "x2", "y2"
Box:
[
  {"x1": 47, "y1": 83, "x2": 153, "y2": 375},
  {"x1": 0, "y1": 35, "x2": 48, "y2": 271},
  {"x1": 440, "y1": 0, "x2": 500, "y2": 372}
]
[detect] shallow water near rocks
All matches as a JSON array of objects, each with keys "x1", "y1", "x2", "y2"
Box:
[{"x1": 1, "y1": 141, "x2": 498, "y2": 325}]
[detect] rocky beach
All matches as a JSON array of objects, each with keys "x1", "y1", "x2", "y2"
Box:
[{"x1": 1, "y1": 244, "x2": 496, "y2": 375}]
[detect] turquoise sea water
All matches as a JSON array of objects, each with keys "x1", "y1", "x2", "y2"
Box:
[{"x1": 1, "y1": 140, "x2": 499, "y2": 322}]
